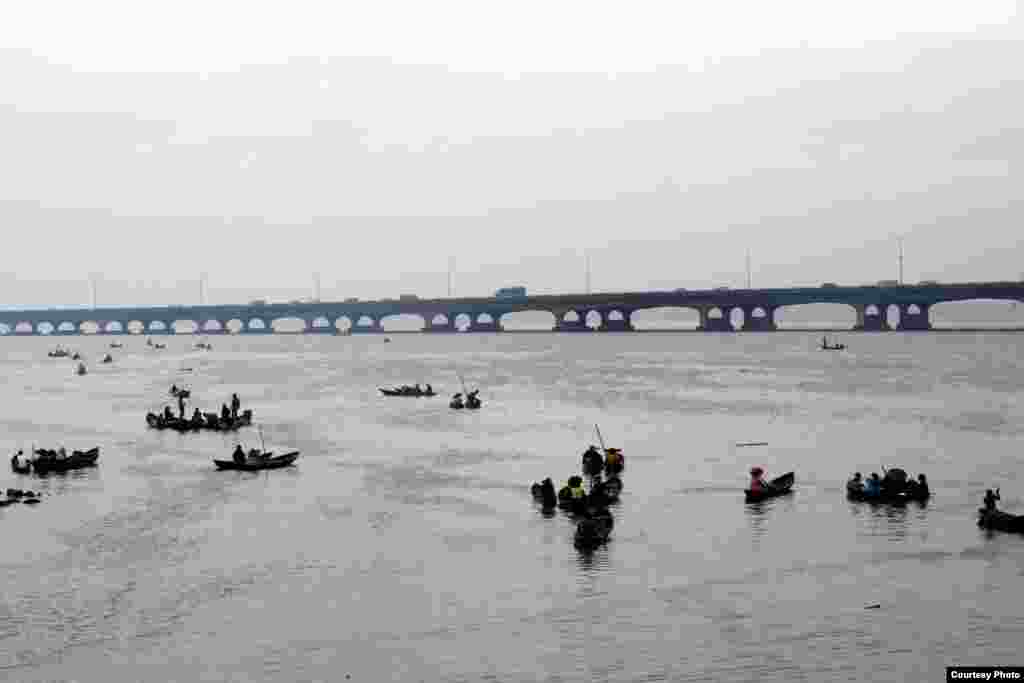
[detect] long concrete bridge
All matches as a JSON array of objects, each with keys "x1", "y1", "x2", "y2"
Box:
[{"x1": 1, "y1": 282, "x2": 1022, "y2": 336}]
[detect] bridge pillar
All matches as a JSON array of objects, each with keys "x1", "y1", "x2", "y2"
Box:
[
  {"x1": 599, "y1": 309, "x2": 634, "y2": 332},
  {"x1": 424, "y1": 314, "x2": 457, "y2": 333},
  {"x1": 700, "y1": 306, "x2": 734, "y2": 332},
  {"x1": 857, "y1": 304, "x2": 889, "y2": 331},
  {"x1": 742, "y1": 306, "x2": 777, "y2": 332},
  {"x1": 898, "y1": 303, "x2": 931, "y2": 331}
]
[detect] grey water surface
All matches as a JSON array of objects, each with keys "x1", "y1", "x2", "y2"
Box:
[{"x1": 1, "y1": 332, "x2": 1022, "y2": 682}]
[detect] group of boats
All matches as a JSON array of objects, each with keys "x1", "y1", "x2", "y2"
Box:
[
  {"x1": 820, "y1": 335, "x2": 846, "y2": 351},
  {"x1": 531, "y1": 438, "x2": 626, "y2": 550},
  {"x1": 379, "y1": 383, "x2": 485, "y2": 410},
  {"x1": 10, "y1": 447, "x2": 100, "y2": 475}
]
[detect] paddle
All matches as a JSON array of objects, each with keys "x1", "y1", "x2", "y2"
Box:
[
  {"x1": 595, "y1": 424, "x2": 608, "y2": 453},
  {"x1": 258, "y1": 426, "x2": 267, "y2": 457}
]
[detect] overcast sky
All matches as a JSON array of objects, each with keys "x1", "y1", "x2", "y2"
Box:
[{"x1": 1, "y1": 0, "x2": 1021, "y2": 307}]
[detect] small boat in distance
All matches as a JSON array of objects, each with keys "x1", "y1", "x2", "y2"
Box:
[
  {"x1": 820, "y1": 335, "x2": 846, "y2": 351},
  {"x1": 744, "y1": 471, "x2": 795, "y2": 502},
  {"x1": 76, "y1": 362, "x2": 87, "y2": 376},
  {"x1": 109, "y1": 342, "x2": 123, "y2": 348},
  {"x1": 214, "y1": 450, "x2": 299, "y2": 471}
]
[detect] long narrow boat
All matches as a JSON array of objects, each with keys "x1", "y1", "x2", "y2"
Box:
[
  {"x1": 31, "y1": 447, "x2": 100, "y2": 474},
  {"x1": 744, "y1": 471, "x2": 795, "y2": 502},
  {"x1": 978, "y1": 508, "x2": 1024, "y2": 534},
  {"x1": 213, "y1": 451, "x2": 299, "y2": 471},
  {"x1": 379, "y1": 387, "x2": 436, "y2": 397}
]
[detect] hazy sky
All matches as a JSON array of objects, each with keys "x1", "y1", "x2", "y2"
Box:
[{"x1": 1, "y1": 1, "x2": 1021, "y2": 306}]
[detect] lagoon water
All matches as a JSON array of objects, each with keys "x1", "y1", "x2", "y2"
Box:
[{"x1": 0, "y1": 331, "x2": 1022, "y2": 682}]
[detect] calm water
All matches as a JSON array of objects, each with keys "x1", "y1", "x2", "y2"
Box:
[{"x1": 1, "y1": 332, "x2": 1022, "y2": 682}]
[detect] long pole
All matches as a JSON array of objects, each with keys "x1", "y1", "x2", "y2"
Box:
[
  {"x1": 745, "y1": 249, "x2": 752, "y2": 289},
  {"x1": 594, "y1": 424, "x2": 607, "y2": 451},
  {"x1": 447, "y1": 257, "x2": 454, "y2": 298}
]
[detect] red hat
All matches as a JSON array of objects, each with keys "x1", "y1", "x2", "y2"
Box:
[{"x1": 750, "y1": 466, "x2": 764, "y2": 475}]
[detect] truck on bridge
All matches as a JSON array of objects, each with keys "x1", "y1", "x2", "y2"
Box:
[{"x1": 495, "y1": 287, "x2": 527, "y2": 299}]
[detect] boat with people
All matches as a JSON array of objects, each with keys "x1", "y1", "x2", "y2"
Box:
[
  {"x1": 146, "y1": 409, "x2": 253, "y2": 432},
  {"x1": 194, "y1": 340, "x2": 212, "y2": 350},
  {"x1": 109, "y1": 342, "x2": 122, "y2": 349},
  {"x1": 744, "y1": 469, "x2": 795, "y2": 502},
  {"x1": 450, "y1": 389, "x2": 481, "y2": 409},
  {"x1": 10, "y1": 451, "x2": 32, "y2": 474},
  {"x1": 978, "y1": 508, "x2": 1024, "y2": 534},
  {"x1": 845, "y1": 468, "x2": 930, "y2": 504},
  {"x1": 102, "y1": 354, "x2": 113, "y2": 364},
  {"x1": 76, "y1": 362, "x2": 87, "y2": 376},
  {"x1": 820, "y1": 335, "x2": 846, "y2": 351},
  {"x1": 29, "y1": 447, "x2": 100, "y2": 474},
  {"x1": 48, "y1": 347, "x2": 71, "y2": 358},
  {"x1": 214, "y1": 448, "x2": 299, "y2": 471},
  {"x1": 380, "y1": 384, "x2": 436, "y2": 397}
]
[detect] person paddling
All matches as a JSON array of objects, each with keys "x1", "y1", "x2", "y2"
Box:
[
  {"x1": 984, "y1": 488, "x2": 1000, "y2": 512},
  {"x1": 231, "y1": 393, "x2": 240, "y2": 419},
  {"x1": 749, "y1": 467, "x2": 768, "y2": 494}
]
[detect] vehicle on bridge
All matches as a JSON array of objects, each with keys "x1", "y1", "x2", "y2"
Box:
[
  {"x1": 344, "y1": 297, "x2": 359, "y2": 303},
  {"x1": 821, "y1": 282, "x2": 838, "y2": 288},
  {"x1": 876, "y1": 280, "x2": 899, "y2": 287},
  {"x1": 399, "y1": 295, "x2": 419, "y2": 301},
  {"x1": 495, "y1": 287, "x2": 527, "y2": 299},
  {"x1": 249, "y1": 299, "x2": 267, "y2": 306}
]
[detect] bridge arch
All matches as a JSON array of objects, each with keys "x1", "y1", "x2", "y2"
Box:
[
  {"x1": 561, "y1": 310, "x2": 581, "y2": 323},
  {"x1": 79, "y1": 321, "x2": 99, "y2": 335},
  {"x1": 334, "y1": 316, "x2": 352, "y2": 332},
  {"x1": 355, "y1": 315, "x2": 377, "y2": 330},
  {"x1": 476, "y1": 312, "x2": 495, "y2": 325},
  {"x1": 172, "y1": 320, "x2": 199, "y2": 334},
  {"x1": 0, "y1": 323, "x2": 10, "y2": 335},
  {"x1": 931, "y1": 299, "x2": 1024, "y2": 329},
  {"x1": 776, "y1": 303, "x2": 857, "y2": 330},
  {"x1": 310, "y1": 316, "x2": 332, "y2": 331},
  {"x1": 381, "y1": 313, "x2": 426, "y2": 331},
  {"x1": 148, "y1": 321, "x2": 169, "y2": 333},
  {"x1": 585, "y1": 311, "x2": 602, "y2": 329},
  {"x1": 200, "y1": 319, "x2": 223, "y2": 333},
  {"x1": 632, "y1": 306, "x2": 700, "y2": 330},
  {"x1": 37, "y1": 322, "x2": 55, "y2": 335},
  {"x1": 225, "y1": 319, "x2": 244, "y2": 334},
  {"x1": 454, "y1": 313, "x2": 472, "y2": 331},
  {"x1": 271, "y1": 317, "x2": 306, "y2": 333},
  {"x1": 247, "y1": 318, "x2": 267, "y2": 331},
  {"x1": 104, "y1": 321, "x2": 125, "y2": 334},
  {"x1": 500, "y1": 310, "x2": 556, "y2": 330},
  {"x1": 57, "y1": 322, "x2": 77, "y2": 334},
  {"x1": 126, "y1": 320, "x2": 145, "y2": 334}
]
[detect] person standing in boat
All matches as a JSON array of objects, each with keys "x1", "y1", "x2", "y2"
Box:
[
  {"x1": 231, "y1": 393, "x2": 240, "y2": 419},
  {"x1": 177, "y1": 393, "x2": 186, "y2": 420},
  {"x1": 984, "y1": 488, "x2": 1000, "y2": 512},
  {"x1": 233, "y1": 444, "x2": 245, "y2": 465}
]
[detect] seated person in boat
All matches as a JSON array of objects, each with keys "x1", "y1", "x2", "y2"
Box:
[
  {"x1": 192, "y1": 408, "x2": 203, "y2": 424},
  {"x1": 604, "y1": 448, "x2": 624, "y2": 470},
  {"x1": 57, "y1": 447, "x2": 68, "y2": 461},
  {"x1": 984, "y1": 488, "x2": 1000, "y2": 512},
  {"x1": 233, "y1": 445, "x2": 245, "y2": 464},
  {"x1": 864, "y1": 473, "x2": 882, "y2": 498},
  {"x1": 221, "y1": 404, "x2": 231, "y2": 422},
  {"x1": 163, "y1": 406, "x2": 174, "y2": 421},
  {"x1": 748, "y1": 467, "x2": 768, "y2": 493},
  {"x1": 425, "y1": 384, "x2": 433, "y2": 394},
  {"x1": 569, "y1": 476, "x2": 586, "y2": 501},
  {"x1": 847, "y1": 472, "x2": 863, "y2": 493}
]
